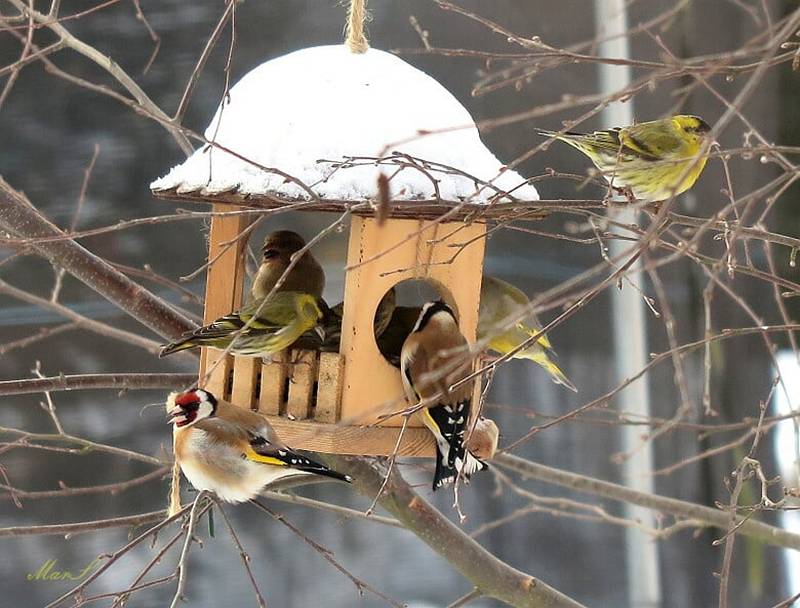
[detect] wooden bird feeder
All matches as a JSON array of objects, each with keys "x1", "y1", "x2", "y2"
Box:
[{"x1": 152, "y1": 38, "x2": 539, "y2": 456}]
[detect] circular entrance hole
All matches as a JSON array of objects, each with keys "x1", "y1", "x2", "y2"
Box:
[{"x1": 375, "y1": 278, "x2": 458, "y2": 367}]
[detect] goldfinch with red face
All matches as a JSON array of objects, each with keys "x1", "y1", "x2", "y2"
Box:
[
  {"x1": 400, "y1": 301, "x2": 487, "y2": 490},
  {"x1": 167, "y1": 389, "x2": 351, "y2": 503},
  {"x1": 248, "y1": 231, "x2": 325, "y2": 304}
]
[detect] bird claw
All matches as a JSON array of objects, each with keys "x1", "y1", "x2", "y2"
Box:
[
  {"x1": 622, "y1": 186, "x2": 636, "y2": 204},
  {"x1": 610, "y1": 185, "x2": 636, "y2": 205},
  {"x1": 271, "y1": 352, "x2": 313, "y2": 384}
]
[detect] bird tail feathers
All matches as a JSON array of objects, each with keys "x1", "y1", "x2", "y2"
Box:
[
  {"x1": 298, "y1": 465, "x2": 352, "y2": 484},
  {"x1": 521, "y1": 351, "x2": 578, "y2": 392},
  {"x1": 535, "y1": 128, "x2": 559, "y2": 138},
  {"x1": 159, "y1": 338, "x2": 197, "y2": 357},
  {"x1": 432, "y1": 450, "x2": 457, "y2": 491},
  {"x1": 456, "y1": 451, "x2": 488, "y2": 478},
  {"x1": 432, "y1": 446, "x2": 487, "y2": 491}
]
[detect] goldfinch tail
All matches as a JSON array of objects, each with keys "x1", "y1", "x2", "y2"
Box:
[
  {"x1": 286, "y1": 450, "x2": 353, "y2": 483},
  {"x1": 432, "y1": 448, "x2": 457, "y2": 491},
  {"x1": 432, "y1": 447, "x2": 488, "y2": 491},
  {"x1": 456, "y1": 451, "x2": 488, "y2": 478},
  {"x1": 298, "y1": 465, "x2": 352, "y2": 484},
  {"x1": 284, "y1": 450, "x2": 352, "y2": 483}
]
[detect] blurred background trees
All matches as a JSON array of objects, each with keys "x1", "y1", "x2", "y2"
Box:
[{"x1": 2, "y1": 1, "x2": 800, "y2": 606}]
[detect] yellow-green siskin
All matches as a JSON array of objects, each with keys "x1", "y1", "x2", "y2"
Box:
[
  {"x1": 248, "y1": 231, "x2": 325, "y2": 304},
  {"x1": 537, "y1": 115, "x2": 711, "y2": 203},
  {"x1": 478, "y1": 276, "x2": 577, "y2": 392},
  {"x1": 159, "y1": 291, "x2": 324, "y2": 358}
]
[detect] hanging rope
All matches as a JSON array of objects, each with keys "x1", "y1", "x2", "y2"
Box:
[{"x1": 345, "y1": 0, "x2": 370, "y2": 53}]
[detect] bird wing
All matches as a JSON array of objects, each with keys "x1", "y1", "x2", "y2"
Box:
[
  {"x1": 556, "y1": 127, "x2": 625, "y2": 154},
  {"x1": 554, "y1": 126, "x2": 661, "y2": 162},
  {"x1": 622, "y1": 121, "x2": 685, "y2": 159},
  {"x1": 244, "y1": 430, "x2": 350, "y2": 482},
  {"x1": 518, "y1": 320, "x2": 553, "y2": 351},
  {"x1": 481, "y1": 277, "x2": 553, "y2": 352},
  {"x1": 419, "y1": 339, "x2": 472, "y2": 406},
  {"x1": 182, "y1": 308, "x2": 282, "y2": 341},
  {"x1": 204, "y1": 408, "x2": 287, "y2": 465},
  {"x1": 231, "y1": 313, "x2": 281, "y2": 334},
  {"x1": 495, "y1": 284, "x2": 553, "y2": 351},
  {"x1": 402, "y1": 338, "x2": 450, "y2": 403},
  {"x1": 204, "y1": 403, "x2": 345, "y2": 479},
  {"x1": 400, "y1": 334, "x2": 423, "y2": 402},
  {"x1": 244, "y1": 433, "x2": 310, "y2": 468}
]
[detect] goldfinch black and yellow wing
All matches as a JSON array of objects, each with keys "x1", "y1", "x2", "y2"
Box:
[{"x1": 244, "y1": 433, "x2": 351, "y2": 483}]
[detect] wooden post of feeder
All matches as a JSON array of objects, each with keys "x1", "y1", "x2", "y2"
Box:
[{"x1": 197, "y1": 206, "x2": 253, "y2": 397}]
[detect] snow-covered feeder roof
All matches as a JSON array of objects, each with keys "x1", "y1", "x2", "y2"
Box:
[{"x1": 151, "y1": 45, "x2": 538, "y2": 218}]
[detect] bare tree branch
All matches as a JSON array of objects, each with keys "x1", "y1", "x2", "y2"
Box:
[
  {"x1": 0, "y1": 373, "x2": 196, "y2": 396},
  {"x1": 0, "y1": 178, "x2": 194, "y2": 340},
  {"x1": 324, "y1": 456, "x2": 588, "y2": 608},
  {"x1": 494, "y1": 454, "x2": 800, "y2": 551}
]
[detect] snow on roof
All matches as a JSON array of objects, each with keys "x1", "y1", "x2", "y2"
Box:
[{"x1": 151, "y1": 45, "x2": 538, "y2": 204}]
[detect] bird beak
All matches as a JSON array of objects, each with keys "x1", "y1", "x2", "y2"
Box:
[{"x1": 166, "y1": 406, "x2": 183, "y2": 422}]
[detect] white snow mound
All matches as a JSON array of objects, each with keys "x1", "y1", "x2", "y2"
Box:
[{"x1": 151, "y1": 45, "x2": 538, "y2": 203}]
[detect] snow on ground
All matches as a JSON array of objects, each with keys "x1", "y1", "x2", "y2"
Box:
[{"x1": 151, "y1": 45, "x2": 538, "y2": 203}]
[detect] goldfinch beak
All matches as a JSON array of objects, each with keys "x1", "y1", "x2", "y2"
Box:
[{"x1": 166, "y1": 406, "x2": 183, "y2": 422}]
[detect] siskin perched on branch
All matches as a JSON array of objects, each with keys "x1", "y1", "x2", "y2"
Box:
[{"x1": 537, "y1": 115, "x2": 711, "y2": 203}]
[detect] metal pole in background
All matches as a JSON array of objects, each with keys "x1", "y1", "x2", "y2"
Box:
[{"x1": 593, "y1": 1, "x2": 662, "y2": 606}]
